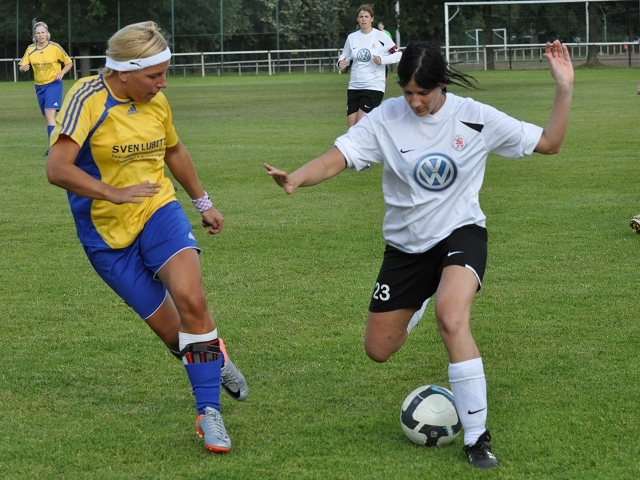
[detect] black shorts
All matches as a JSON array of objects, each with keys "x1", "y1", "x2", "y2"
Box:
[
  {"x1": 369, "y1": 224, "x2": 488, "y2": 313},
  {"x1": 347, "y1": 89, "x2": 384, "y2": 116}
]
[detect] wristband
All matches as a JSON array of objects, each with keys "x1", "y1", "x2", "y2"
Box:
[{"x1": 191, "y1": 192, "x2": 213, "y2": 213}]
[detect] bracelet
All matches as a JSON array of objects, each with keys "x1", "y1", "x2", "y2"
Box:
[{"x1": 191, "y1": 192, "x2": 213, "y2": 213}]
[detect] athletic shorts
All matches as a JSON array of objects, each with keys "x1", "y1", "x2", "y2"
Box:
[
  {"x1": 35, "y1": 80, "x2": 64, "y2": 115},
  {"x1": 369, "y1": 224, "x2": 488, "y2": 313},
  {"x1": 347, "y1": 89, "x2": 384, "y2": 116},
  {"x1": 83, "y1": 201, "x2": 200, "y2": 320}
]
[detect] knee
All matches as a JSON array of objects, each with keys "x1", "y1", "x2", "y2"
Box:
[
  {"x1": 435, "y1": 308, "x2": 468, "y2": 339},
  {"x1": 437, "y1": 319, "x2": 462, "y2": 338},
  {"x1": 44, "y1": 110, "x2": 56, "y2": 124},
  {"x1": 173, "y1": 288, "x2": 208, "y2": 317},
  {"x1": 364, "y1": 339, "x2": 393, "y2": 363}
]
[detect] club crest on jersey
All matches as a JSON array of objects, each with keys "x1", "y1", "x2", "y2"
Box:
[
  {"x1": 357, "y1": 48, "x2": 372, "y2": 62},
  {"x1": 413, "y1": 153, "x2": 458, "y2": 191},
  {"x1": 453, "y1": 135, "x2": 466, "y2": 151}
]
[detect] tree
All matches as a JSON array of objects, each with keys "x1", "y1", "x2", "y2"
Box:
[
  {"x1": 483, "y1": 4, "x2": 494, "y2": 70},
  {"x1": 586, "y1": 1, "x2": 600, "y2": 65},
  {"x1": 376, "y1": 0, "x2": 445, "y2": 44}
]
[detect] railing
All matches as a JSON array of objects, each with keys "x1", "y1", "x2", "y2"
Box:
[
  {"x1": 1, "y1": 48, "x2": 342, "y2": 82},
  {"x1": 3, "y1": 42, "x2": 639, "y2": 81},
  {"x1": 447, "y1": 42, "x2": 640, "y2": 70}
]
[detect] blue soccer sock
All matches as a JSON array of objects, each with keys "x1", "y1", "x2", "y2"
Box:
[
  {"x1": 47, "y1": 125, "x2": 54, "y2": 138},
  {"x1": 184, "y1": 355, "x2": 222, "y2": 414},
  {"x1": 180, "y1": 330, "x2": 222, "y2": 414}
]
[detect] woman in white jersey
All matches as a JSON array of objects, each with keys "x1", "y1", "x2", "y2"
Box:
[
  {"x1": 630, "y1": 213, "x2": 640, "y2": 233},
  {"x1": 265, "y1": 40, "x2": 573, "y2": 469},
  {"x1": 337, "y1": 4, "x2": 401, "y2": 128}
]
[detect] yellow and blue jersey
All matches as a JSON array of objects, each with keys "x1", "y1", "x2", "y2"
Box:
[
  {"x1": 51, "y1": 74, "x2": 180, "y2": 249},
  {"x1": 20, "y1": 42, "x2": 71, "y2": 85}
]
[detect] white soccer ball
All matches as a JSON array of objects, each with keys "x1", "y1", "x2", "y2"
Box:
[{"x1": 400, "y1": 385, "x2": 461, "y2": 447}]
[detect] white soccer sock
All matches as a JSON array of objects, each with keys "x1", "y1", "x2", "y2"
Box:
[
  {"x1": 407, "y1": 298, "x2": 429, "y2": 333},
  {"x1": 448, "y1": 357, "x2": 488, "y2": 446},
  {"x1": 179, "y1": 329, "x2": 218, "y2": 364}
]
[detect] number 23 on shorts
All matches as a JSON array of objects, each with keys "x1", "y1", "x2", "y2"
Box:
[{"x1": 373, "y1": 282, "x2": 390, "y2": 301}]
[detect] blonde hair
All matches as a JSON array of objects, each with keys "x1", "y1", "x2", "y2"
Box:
[
  {"x1": 102, "y1": 21, "x2": 169, "y2": 76},
  {"x1": 32, "y1": 21, "x2": 51, "y2": 43}
]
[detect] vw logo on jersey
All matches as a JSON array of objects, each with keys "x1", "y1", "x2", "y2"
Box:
[
  {"x1": 413, "y1": 153, "x2": 458, "y2": 191},
  {"x1": 356, "y1": 48, "x2": 372, "y2": 62}
]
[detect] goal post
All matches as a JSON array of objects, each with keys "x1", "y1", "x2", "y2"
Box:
[{"x1": 444, "y1": 0, "x2": 639, "y2": 67}]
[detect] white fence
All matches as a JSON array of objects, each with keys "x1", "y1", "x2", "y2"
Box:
[
  {"x1": 3, "y1": 43, "x2": 639, "y2": 81},
  {"x1": 448, "y1": 42, "x2": 640, "y2": 70},
  {"x1": 1, "y1": 48, "x2": 343, "y2": 82}
]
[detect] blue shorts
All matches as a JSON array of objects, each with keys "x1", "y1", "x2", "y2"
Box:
[
  {"x1": 83, "y1": 201, "x2": 200, "y2": 319},
  {"x1": 35, "y1": 80, "x2": 64, "y2": 115}
]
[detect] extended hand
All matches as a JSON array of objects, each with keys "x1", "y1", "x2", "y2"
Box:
[
  {"x1": 544, "y1": 40, "x2": 574, "y2": 87},
  {"x1": 264, "y1": 163, "x2": 295, "y2": 194}
]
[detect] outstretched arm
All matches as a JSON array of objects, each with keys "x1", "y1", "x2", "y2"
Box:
[
  {"x1": 535, "y1": 40, "x2": 574, "y2": 154},
  {"x1": 264, "y1": 147, "x2": 347, "y2": 195}
]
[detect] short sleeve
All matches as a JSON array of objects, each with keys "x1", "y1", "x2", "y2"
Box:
[
  {"x1": 334, "y1": 115, "x2": 384, "y2": 171},
  {"x1": 481, "y1": 104, "x2": 543, "y2": 158},
  {"x1": 19, "y1": 47, "x2": 33, "y2": 66},
  {"x1": 51, "y1": 79, "x2": 94, "y2": 147},
  {"x1": 160, "y1": 95, "x2": 179, "y2": 148}
]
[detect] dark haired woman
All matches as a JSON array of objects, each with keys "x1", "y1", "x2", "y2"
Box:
[
  {"x1": 336, "y1": 4, "x2": 401, "y2": 128},
  {"x1": 265, "y1": 40, "x2": 573, "y2": 468}
]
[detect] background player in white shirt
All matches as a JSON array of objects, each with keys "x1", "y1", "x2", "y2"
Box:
[
  {"x1": 265, "y1": 40, "x2": 573, "y2": 469},
  {"x1": 337, "y1": 4, "x2": 401, "y2": 128}
]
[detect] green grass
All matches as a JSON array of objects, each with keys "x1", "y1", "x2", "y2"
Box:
[{"x1": 1, "y1": 66, "x2": 640, "y2": 479}]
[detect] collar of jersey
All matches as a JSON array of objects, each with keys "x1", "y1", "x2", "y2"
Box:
[
  {"x1": 416, "y1": 92, "x2": 453, "y2": 124},
  {"x1": 99, "y1": 73, "x2": 134, "y2": 105}
]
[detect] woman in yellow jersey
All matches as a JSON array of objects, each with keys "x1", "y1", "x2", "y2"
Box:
[
  {"x1": 45, "y1": 21, "x2": 247, "y2": 453},
  {"x1": 19, "y1": 22, "x2": 72, "y2": 156}
]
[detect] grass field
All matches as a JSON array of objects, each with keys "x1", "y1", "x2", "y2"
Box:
[{"x1": 1, "y1": 65, "x2": 639, "y2": 479}]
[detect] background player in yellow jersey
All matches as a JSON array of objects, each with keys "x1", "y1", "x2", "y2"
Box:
[
  {"x1": 19, "y1": 22, "x2": 72, "y2": 156},
  {"x1": 45, "y1": 21, "x2": 248, "y2": 452}
]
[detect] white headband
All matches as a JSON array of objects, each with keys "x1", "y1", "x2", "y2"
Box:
[{"x1": 105, "y1": 47, "x2": 171, "y2": 71}]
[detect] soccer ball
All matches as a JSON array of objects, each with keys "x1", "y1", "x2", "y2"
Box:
[{"x1": 400, "y1": 385, "x2": 462, "y2": 447}]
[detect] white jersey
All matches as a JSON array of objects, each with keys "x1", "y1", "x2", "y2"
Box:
[
  {"x1": 337, "y1": 29, "x2": 401, "y2": 93},
  {"x1": 334, "y1": 93, "x2": 543, "y2": 254}
]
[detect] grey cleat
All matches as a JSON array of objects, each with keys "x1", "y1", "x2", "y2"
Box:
[{"x1": 195, "y1": 406, "x2": 231, "y2": 452}]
